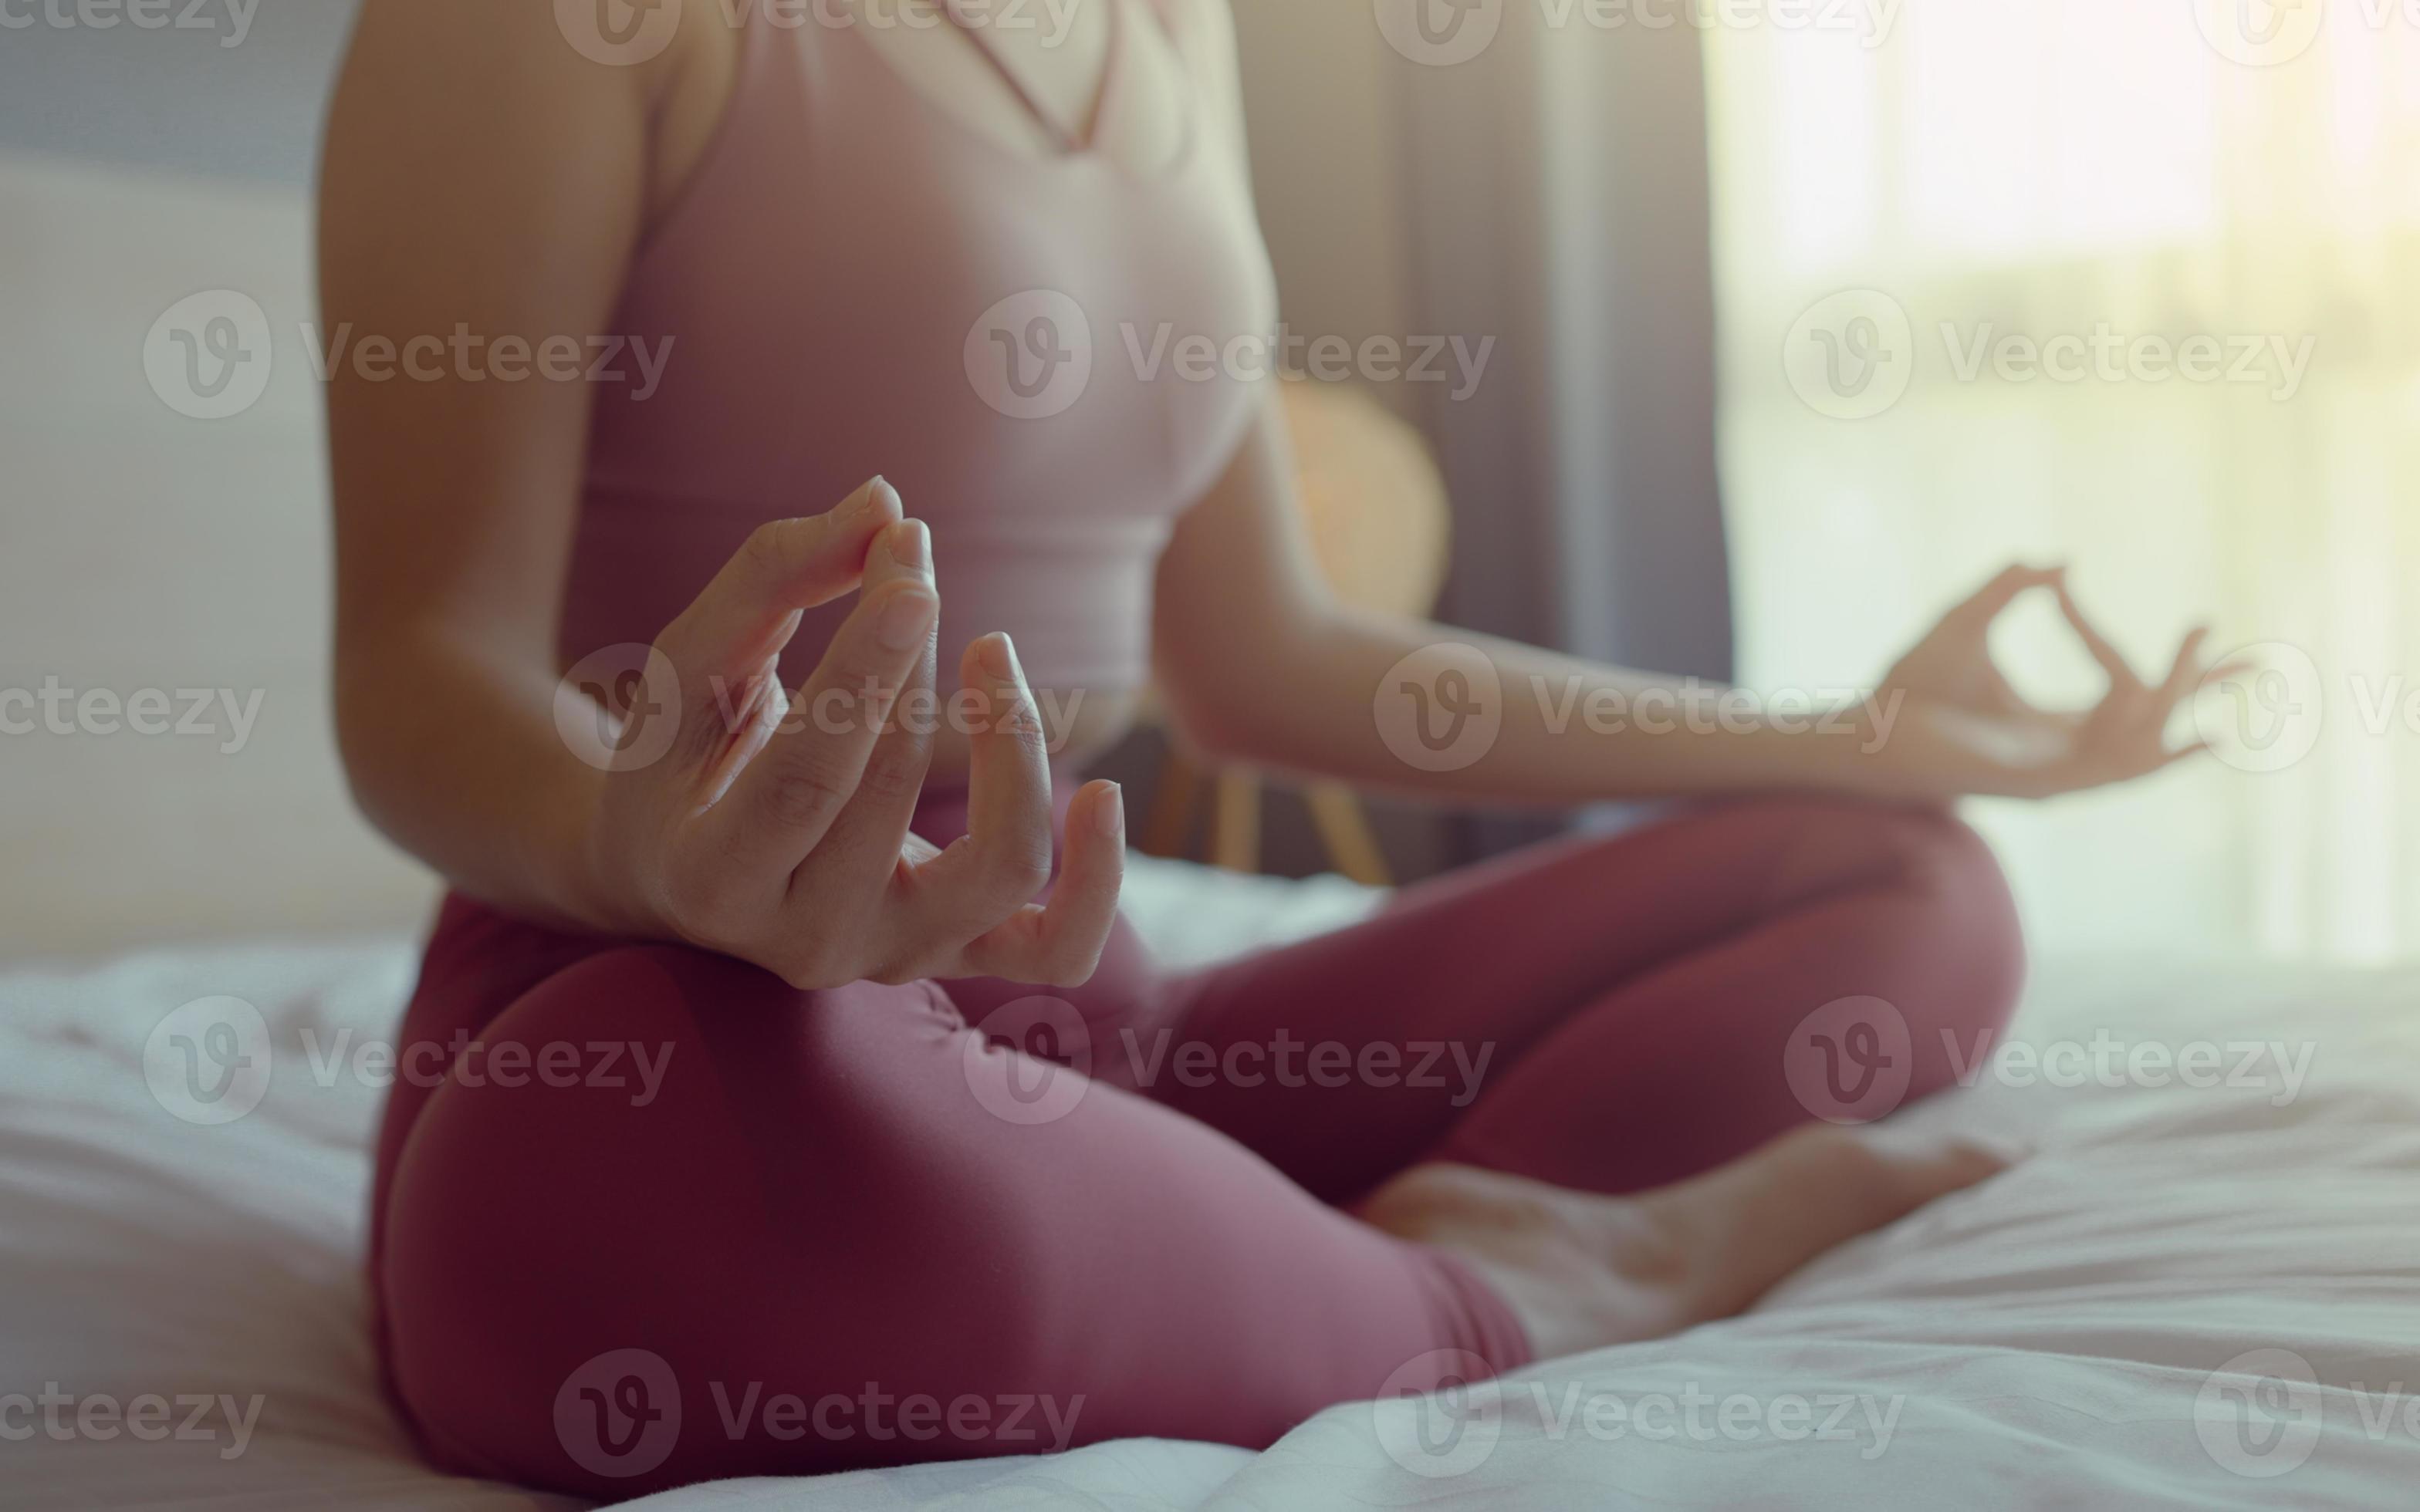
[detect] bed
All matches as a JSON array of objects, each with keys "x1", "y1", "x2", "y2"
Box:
[{"x1": 6, "y1": 853, "x2": 2418, "y2": 1510}]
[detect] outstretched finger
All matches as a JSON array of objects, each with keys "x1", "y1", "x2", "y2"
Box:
[
  {"x1": 641, "y1": 478, "x2": 904, "y2": 769},
  {"x1": 2152, "y1": 627, "x2": 2213, "y2": 714},
  {"x1": 656, "y1": 477, "x2": 901, "y2": 687},
  {"x1": 909, "y1": 635, "x2": 1058, "y2": 935},
  {"x1": 2154, "y1": 739, "x2": 2214, "y2": 775},
  {"x1": 2054, "y1": 580, "x2": 2147, "y2": 693},
  {"x1": 1951, "y1": 562, "x2": 2063, "y2": 627},
  {"x1": 794, "y1": 518, "x2": 940, "y2": 905},
  {"x1": 955, "y1": 781, "x2": 1126, "y2": 988}
]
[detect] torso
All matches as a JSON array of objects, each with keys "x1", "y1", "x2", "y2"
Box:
[{"x1": 598, "y1": 0, "x2": 1271, "y2": 778}]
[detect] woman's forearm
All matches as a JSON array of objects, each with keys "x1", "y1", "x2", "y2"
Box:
[
  {"x1": 1182, "y1": 603, "x2": 1966, "y2": 808},
  {"x1": 1157, "y1": 405, "x2": 2194, "y2": 809},
  {"x1": 336, "y1": 629, "x2": 615, "y2": 930}
]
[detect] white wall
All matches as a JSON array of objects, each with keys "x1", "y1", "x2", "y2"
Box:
[{"x1": 0, "y1": 152, "x2": 438, "y2": 960}]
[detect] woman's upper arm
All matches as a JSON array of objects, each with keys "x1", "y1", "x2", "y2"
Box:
[
  {"x1": 318, "y1": 0, "x2": 657, "y2": 670},
  {"x1": 1151, "y1": 397, "x2": 1340, "y2": 745}
]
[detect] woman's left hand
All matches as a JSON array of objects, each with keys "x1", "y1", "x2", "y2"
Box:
[{"x1": 1878, "y1": 563, "x2": 2229, "y2": 800}]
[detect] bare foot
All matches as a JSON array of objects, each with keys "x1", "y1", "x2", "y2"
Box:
[{"x1": 1354, "y1": 1125, "x2": 2017, "y2": 1361}]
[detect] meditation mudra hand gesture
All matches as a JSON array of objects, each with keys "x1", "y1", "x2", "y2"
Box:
[
  {"x1": 1878, "y1": 563, "x2": 2235, "y2": 800},
  {"x1": 583, "y1": 476, "x2": 1125, "y2": 991}
]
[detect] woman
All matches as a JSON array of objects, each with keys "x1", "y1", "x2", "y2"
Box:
[{"x1": 321, "y1": 0, "x2": 2217, "y2": 1496}]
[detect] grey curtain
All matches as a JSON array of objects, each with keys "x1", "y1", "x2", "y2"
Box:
[{"x1": 1386, "y1": 8, "x2": 1734, "y2": 856}]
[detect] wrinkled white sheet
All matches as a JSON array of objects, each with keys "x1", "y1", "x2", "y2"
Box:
[{"x1": 4, "y1": 859, "x2": 2417, "y2": 1510}]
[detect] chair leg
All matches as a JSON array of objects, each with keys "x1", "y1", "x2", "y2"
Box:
[
  {"x1": 1211, "y1": 768, "x2": 1261, "y2": 874},
  {"x1": 1306, "y1": 781, "x2": 1393, "y2": 886}
]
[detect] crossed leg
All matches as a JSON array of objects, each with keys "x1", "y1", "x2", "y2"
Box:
[
  {"x1": 949, "y1": 795, "x2": 2024, "y2": 1200},
  {"x1": 375, "y1": 798, "x2": 2022, "y2": 1498}
]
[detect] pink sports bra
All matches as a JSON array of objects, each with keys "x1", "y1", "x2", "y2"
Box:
[{"x1": 560, "y1": 0, "x2": 1279, "y2": 700}]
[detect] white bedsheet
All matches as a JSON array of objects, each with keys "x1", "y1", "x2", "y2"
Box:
[{"x1": 4, "y1": 860, "x2": 2418, "y2": 1510}]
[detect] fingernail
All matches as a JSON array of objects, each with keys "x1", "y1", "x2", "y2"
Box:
[
  {"x1": 878, "y1": 588, "x2": 935, "y2": 650},
  {"x1": 980, "y1": 633, "x2": 1019, "y2": 681},
  {"x1": 847, "y1": 476, "x2": 894, "y2": 523},
  {"x1": 1095, "y1": 783, "x2": 1124, "y2": 839},
  {"x1": 890, "y1": 518, "x2": 930, "y2": 573}
]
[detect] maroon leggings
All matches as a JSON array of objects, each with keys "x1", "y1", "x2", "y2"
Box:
[{"x1": 370, "y1": 797, "x2": 2022, "y2": 1499}]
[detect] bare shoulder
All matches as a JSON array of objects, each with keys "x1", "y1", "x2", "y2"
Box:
[
  {"x1": 336, "y1": 0, "x2": 671, "y2": 97},
  {"x1": 329, "y1": 0, "x2": 735, "y2": 231}
]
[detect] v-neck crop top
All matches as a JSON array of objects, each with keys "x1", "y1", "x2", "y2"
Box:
[{"x1": 559, "y1": 0, "x2": 1279, "y2": 698}]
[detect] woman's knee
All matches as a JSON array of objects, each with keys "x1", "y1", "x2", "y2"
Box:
[
  {"x1": 1752, "y1": 798, "x2": 2026, "y2": 1021},
  {"x1": 380, "y1": 944, "x2": 985, "y2": 1492},
  {"x1": 1881, "y1": 806, "x2": 2025, "y2": 1018}
]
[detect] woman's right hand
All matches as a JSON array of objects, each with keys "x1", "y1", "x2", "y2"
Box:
[{"x1": 574, "y1": 477, "x2": 1125, "y2": 991}]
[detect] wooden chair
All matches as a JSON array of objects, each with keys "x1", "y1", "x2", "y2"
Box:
[{"x1": 1137, "y1": 382, "x2": 1452, "y2": 884}]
